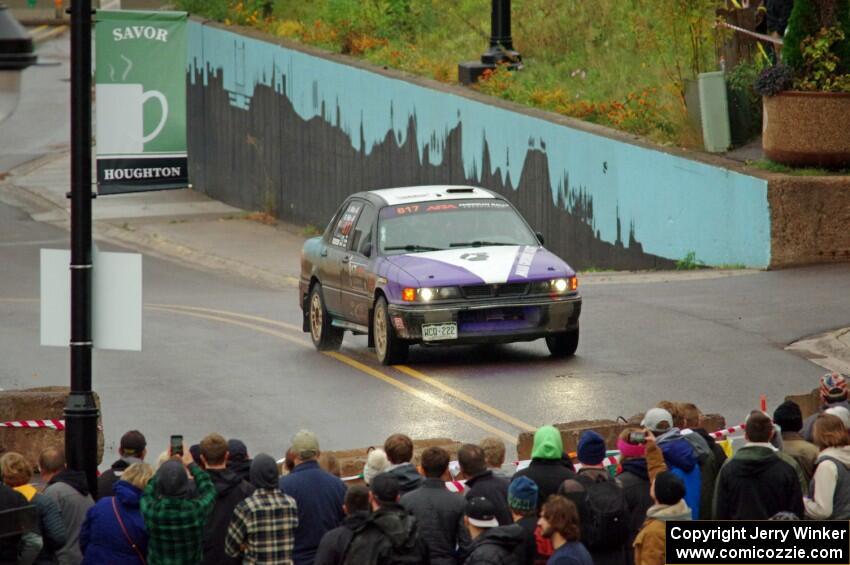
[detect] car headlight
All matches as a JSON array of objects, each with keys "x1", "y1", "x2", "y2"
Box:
[
  {"x1": 531, "y1": 277, "x2": 578, "y2": 294},
  {"x1": 401, "y1": 287, "x2": 461, "y2": 302}
]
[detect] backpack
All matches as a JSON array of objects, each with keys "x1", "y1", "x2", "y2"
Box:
[
  {"x1": 575, "y1": 473, "x2": 630, "y2": 550},
  {"x1": 342, "y1": 510, "x2": 429, "y2": 565}
]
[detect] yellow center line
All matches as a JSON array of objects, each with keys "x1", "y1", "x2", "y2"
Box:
[
  {"x1": 149, "y1": 303, "x2": 535, "y2": 435},
  {"x1": 147, "y1": 305, "x2": 518, "y2": 444},
  {"x1": 394, "y1": 364, "x2": 538, "y2": 432},
  {"x1": 29, "y1": 25, "x2": 48, "y2": 35}
]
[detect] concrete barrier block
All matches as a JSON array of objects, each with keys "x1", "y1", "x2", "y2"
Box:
[
  {"x1": 784, "y1": 388, "x2": 820, "y2": 421},
  {"x1": 323, "y1": 438, "x2": 461, "y2": 480},
  {"x1": 0, "y1": 387, "x2": 104, "y2": 471},
  {"x1": 517, "y1": 410, "x2": 727, "y2": 461}
]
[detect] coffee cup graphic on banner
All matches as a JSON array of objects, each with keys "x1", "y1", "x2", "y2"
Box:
[{"x1": 96, "y1": 83, "x2": 168, "y2": 154}]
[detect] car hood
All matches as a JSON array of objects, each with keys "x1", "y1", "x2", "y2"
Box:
[{"x1": 384, "y1": 245, "x2": 573, "y2": 286}]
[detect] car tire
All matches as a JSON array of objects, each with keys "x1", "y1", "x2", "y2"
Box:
[
  {"x1": 308, "y1": 284, "x2": 343, "y2": 351},
  {"x1": 373, "y1": 296, "x2": 408, "y2": 365},
  {"x1": 546, "y1": 325, "x2": 579, "y2": 358}
]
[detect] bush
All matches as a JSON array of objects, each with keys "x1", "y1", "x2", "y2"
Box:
[
  {"x1": 783, "y1": 0, "x2": 850, "y2": 73},
  {"x1": 754, "y1": 64, "x2": 794, "y2": 96}
]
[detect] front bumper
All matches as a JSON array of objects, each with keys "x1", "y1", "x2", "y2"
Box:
[{"x1": 387, "y1": 295, "x2": 581, "y2": 345}]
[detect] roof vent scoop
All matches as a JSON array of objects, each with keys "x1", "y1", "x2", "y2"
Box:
[{"x1": 446, "y1": 188, "x2": 475, "y2": 194}]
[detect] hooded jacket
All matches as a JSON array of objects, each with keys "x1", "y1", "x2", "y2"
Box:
[
  {"x1": 201, "y1": 469, "x2": 255, "y2": 565},
  {"x1": 463, "y1": 524, "x2": 524, "y2": 565},
  {"x1": 617, "y1": 459, "x2": 652, "y2": 565},
  {"x1": 385, "y1": 463, "x2": 424, "y2": 495},
  {"x1": 804, "y1": 446, "x2": 850, "y2": 519},
  {"x1": 342, "y1": 502, "x2": 430, "y2": 565},
  {"x1": 655, "y1": 433, "x2": 701, "y2": 520},
  {"x1": 96, "y1": 457, "x2": 143, "y2": 500},
  {"x1": 401, "y1": 478, "x2": 471, "y2": 565},
  {"x1": 44, "y1": 470, "x2": 95, "y2": 565},
  {"x1": 513, "y1": 427, "x2": 575, "y2": 510},
  {"x1": 782, "y1": 433, "x2": 819, "y2": 483},
  {"x1": 714, "y1": 444, "x2": 804, "y2": 519},
  {"x1": 314, "y1": 511, "x2": 370, "y2": 565},
  {"x1": 465, "y1": 471, "x2": 513, "y2": 526},
  {"x1": 80, "y1": 480, "x2": 147, "y2": 565},
  {"x1": 633, "y1": 500, "x2": 692, "y2": 565}
]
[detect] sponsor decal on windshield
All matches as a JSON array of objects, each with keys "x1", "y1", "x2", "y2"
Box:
[{"x1": 380, "y1": 199, "x2": 510, "y2": 218}]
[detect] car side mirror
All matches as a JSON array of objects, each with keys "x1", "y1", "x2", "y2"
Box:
[
  {"x1": 361, "y1": 242, "x2": 372, "y2": 257},
  {"x1": 536, "y1": 232, "x2": 545, "y2": 245}
]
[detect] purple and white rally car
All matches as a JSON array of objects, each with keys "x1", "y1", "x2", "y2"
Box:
[{"x1": 299, "y1": 186, "x2": 582, "y2": 365}]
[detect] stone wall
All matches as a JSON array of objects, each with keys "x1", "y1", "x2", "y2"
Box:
[{"x1": 768, "y1": 176, "x2": 850, "y2": 268}]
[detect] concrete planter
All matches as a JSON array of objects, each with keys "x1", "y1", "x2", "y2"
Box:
[{"x1": 763, "y1": 91, "x2": 850, "y2": 168}]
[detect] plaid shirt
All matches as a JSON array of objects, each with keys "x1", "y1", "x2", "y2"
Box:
[
  {"x1": 225, "y1": 488, "x2": 299, "y2": 564},
  {"x1": 141, "y1": 463, "x2": 216, "y2": 565}
]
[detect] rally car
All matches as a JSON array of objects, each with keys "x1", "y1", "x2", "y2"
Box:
[{"x1": 299, "y1": 186, "x2": 582, "y2": 365}]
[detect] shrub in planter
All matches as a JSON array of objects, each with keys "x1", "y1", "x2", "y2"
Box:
[
  {"x1": 756, "y1": 0, "x2": 850, "y2": 168},
  {"x1": 727, "y1": 60, "x2": 765, "y2": 146}
]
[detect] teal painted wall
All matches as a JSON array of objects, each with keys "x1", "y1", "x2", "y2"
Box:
[{"x1": 187, "y1": 21, "x2": 771, "y2": 268}]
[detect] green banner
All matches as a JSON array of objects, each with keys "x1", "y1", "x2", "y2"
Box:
[{"x1": 95, "y1": 10, "x2": 187, "y2": 194}]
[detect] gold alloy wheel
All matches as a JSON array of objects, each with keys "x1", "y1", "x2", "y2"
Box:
[
  {"x1": 310, "y1": 291, "x2": 323, "y2": 343},
  {"x1": 374, "y1": 301, "x2": 388, "y2": 361}
]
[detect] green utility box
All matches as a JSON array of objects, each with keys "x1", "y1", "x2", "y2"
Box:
[{"x1": 698, "y1": 71, "x2": 732, "y2": 153}]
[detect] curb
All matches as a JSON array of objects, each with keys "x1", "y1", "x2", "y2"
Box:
[{"x1": 786, "y1": 328, "x2": 850, "y2": 375}]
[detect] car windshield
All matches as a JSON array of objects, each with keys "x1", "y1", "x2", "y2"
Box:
[{"x1": 378, "y1": 199, "x2": 538, "y2": 255}]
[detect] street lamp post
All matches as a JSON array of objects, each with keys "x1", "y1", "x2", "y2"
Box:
[
  {"x1": 67, "y1": 0, "x2": 99, "y2": 495},
  {"x1": 458, "y1": 0, "x2": 522, "y2": 85},
  {"x1": 0, "y1": 4, "x2": 36, "y2": 124}
]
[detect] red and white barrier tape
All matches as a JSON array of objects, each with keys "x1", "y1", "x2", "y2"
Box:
[
  {"x1": 708, "y1": 423, "x2": 745, "y2": 439},
  {"x1": 0, "y1": 419, "x2": 65, "y2": 430}
]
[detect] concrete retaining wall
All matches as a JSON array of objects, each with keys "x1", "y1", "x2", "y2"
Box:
[{"x1": 185, "y1": 20, "x2": 773, "y2": 270}]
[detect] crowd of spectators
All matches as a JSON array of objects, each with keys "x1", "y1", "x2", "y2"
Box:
[{"x1": 1, "y1": 371, "x2": 850, "y2": 565}]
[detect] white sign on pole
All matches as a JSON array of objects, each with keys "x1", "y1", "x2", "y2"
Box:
[{"x1": 40, "y1": 248, "x2": 142, "y2": 351}]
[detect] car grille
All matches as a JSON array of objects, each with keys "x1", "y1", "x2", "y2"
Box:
[{"x1": 461, "y1": 283, "x2": 529, "y2": 299}]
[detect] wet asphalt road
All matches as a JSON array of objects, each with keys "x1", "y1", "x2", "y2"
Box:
[{"x1": 3, "y1": 196, "x2": 850, "y2": 466}]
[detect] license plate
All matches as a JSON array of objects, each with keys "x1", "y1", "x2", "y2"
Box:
[{"x1": 422, "y1": 322, "x2": 458, "y2": 342}]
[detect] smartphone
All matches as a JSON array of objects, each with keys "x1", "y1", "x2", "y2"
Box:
[
  {"x1": 170, "y1": 435, "x2": 183, "y2": 457},
  {"x1": 628, "y1": 431, "x2": 646, "y2": 444}
]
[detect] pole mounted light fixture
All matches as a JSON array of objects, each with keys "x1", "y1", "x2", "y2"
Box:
[
  {"x1": 458, "y1": 0, "x2": 522, "y2": 85},
  {"x1": 0, "y1": 4, "x2": 36, "y2": 124}
]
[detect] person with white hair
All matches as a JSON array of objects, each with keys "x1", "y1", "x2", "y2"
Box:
[
  {"x1": 363, "y1": 448, "x2": 391, "y2": 486},
  {"x1": 825, "y1": 406, "x2": 850, "y2": 429}
]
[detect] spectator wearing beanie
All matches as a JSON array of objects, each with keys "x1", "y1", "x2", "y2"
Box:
[
  {"x1": 559, "y1": 430, "x2": 628, "y2": 565},
  {"x1": 774, "y1": 400, "x2": 819, "y2": 483},
  {"x1": 714, "y1": 411, "x2": 803, "y2": 519},
  {"x1": 512, "y1": 426, "x2": 575, "y2": 511},
  {"x1": 804, "y1": 414, "x2": 850, "y2": 519},
  {"x1": 507, "y1": 476, "x2": 546, "y2": 565},
  {"x1": 401, "y1": 446, "x2": 470, "y2": 565},
  {"x1": 97, "y1": 430, "x2": 147, "y2": 500},
  {"x1": 615, "y1": 429, "x2": 652, "y2": 565},
  {"x1": 363, "y1": 448, "x2": 391, "y2": 486},
  {"x1": 633, "y1": 432, "x2": 690, "y2": 565},
  {"x1": 802, "y1": 373, "x2": 850, "y2": 441},
  {"x1": 383, "y1": 434, "x2": 424, "y2": 494}
]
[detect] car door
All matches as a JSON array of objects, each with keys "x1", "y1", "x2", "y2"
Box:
[
  {"x1": 341, "y1": 202, "x2": 378, "y2": 326},
  {"x1": 321, "y1": 199, "x2": 364, "y2": 316}
]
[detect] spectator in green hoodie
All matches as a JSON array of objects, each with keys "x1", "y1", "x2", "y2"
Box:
[{"x1": 512, "y1": 426, "x2": 576, "y2": 510}]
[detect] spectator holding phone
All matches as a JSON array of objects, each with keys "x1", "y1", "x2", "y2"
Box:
[{"x1": 141, "y1": 441, "x2": 216, "y2": 565}]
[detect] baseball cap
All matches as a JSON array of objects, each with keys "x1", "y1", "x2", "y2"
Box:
[
  {"x1": 641, "y1": 408, "x2": 673, "y2": 432},
  {"x1": 119, "y1": 430, "x2": 146, "y2": 456},
  {"x1": 465, "y1": 497, "x2": 499, "y2": 528},
  {"x1": 291, "y1": 430, "x2": 319, "y2": 459}
]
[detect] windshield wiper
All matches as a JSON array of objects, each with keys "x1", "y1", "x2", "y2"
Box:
[
  {"x1": 384, "y1": 244, "x2": 444, "y2": 252},
  {"x1": 449, "y1": 241, "x2": 515, "y2": 247}
]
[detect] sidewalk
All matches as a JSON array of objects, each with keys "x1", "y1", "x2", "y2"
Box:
[{"x1": 3, "y1": 150, "x2": 850, "y2": 372}]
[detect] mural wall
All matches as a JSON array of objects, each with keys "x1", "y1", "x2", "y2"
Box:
[{"x1": 187, "y1": 21, "x2": 771, "y2": 269}]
